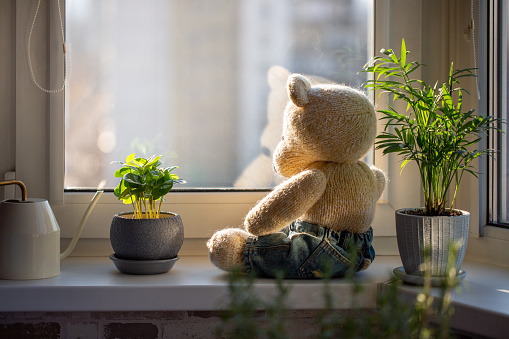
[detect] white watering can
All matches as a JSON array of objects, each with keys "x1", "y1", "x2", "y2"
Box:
[{"x1": 0, "y1": 180, "x2": 103, "y2": 280}]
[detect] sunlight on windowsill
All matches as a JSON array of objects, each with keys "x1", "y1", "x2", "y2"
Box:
[{"x1": 0, "y1": 255, "x2": 509, "y2": 336}]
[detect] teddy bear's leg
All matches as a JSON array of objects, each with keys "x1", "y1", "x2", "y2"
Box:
[{"x1": 207, "y1": 228, "x2": 250, "y2": 272}]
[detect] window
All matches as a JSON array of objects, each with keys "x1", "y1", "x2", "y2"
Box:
[
  {"x1": 15, "y1": 0, "x2": 432, "y2": 250},
  {"x1": 487, "y1": 0, "x2": 509, "y2": 228},
  {"x1": 65, "y1": 0, "x2": 372, "y2": 190}
]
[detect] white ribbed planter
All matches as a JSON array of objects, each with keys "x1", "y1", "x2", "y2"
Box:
[{"x1": 395, "y1": 208, "x2": 470, "y2": 277}]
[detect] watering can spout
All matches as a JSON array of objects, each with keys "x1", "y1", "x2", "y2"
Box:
[{"x1": 60, "y1": 190, "x2": 103, "y2": 260}]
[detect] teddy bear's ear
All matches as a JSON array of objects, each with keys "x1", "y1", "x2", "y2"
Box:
[{"x1": 287, "y1": 74, "x2": 312, "y2": 107}]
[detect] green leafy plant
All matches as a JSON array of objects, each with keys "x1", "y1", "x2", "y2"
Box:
[
  {"x1": 111, "y1": 153, "x2": 185, "y2": 219},
  {"x1": 216, "y1": 268, "x2": 289, "y2": 339},
  {"x1": 361, "y1": 39, "x2": 501, "y2": 216},
  {"x1": 217, "y1": 242, "x2": 463, "y2": 339}
]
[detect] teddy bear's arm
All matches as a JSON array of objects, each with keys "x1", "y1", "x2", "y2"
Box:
[
  {"x1": 244, "y1": 169, "x2": 327, "y2": 236},
  {"x1": 371, "y1": 166, "x2": 386, "y2": 199}
]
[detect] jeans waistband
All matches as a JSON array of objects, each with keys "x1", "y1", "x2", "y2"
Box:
[{"x1": 290, "y1": 220, "x2": 373, "y2": 244}]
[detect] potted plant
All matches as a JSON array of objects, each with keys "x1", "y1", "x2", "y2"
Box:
[
  {"x1": 361, "y1": 39, "x2": 500, "y2": 277},
  {"x1": 109, "y1": 153, "x2": 186, "y2": 274}
]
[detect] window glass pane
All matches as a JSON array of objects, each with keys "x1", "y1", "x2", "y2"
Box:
[
  {"x1": 65, "y1": 0, "x2": 372, "y2": 189},
  {"x1": 490, "y1": 0, "x2": 509, "y2": 226}
]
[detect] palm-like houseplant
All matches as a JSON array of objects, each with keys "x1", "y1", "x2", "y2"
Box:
[
  {"x1": 109, "y1": 153, "x2": 186, "y2": 274},
  {"x1": 361, "y1": 39, "x2": 500, "y2": 277}
]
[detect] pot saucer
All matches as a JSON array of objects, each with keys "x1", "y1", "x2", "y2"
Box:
[
  {"x1": 393, "y1": 266, "x2": 467, "y2": 287},
  {"x1": 109, "y1": 254, "x2": 178, "y2": 275}
]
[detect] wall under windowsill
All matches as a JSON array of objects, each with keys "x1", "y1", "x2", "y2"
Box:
[{"x1": 0, "y1": 256, "x2": 508, "y2": 338}]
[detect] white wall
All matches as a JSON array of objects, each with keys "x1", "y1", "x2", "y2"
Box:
[{"x1": 0, "y1": 1, "x2": 16, "y2": 197}]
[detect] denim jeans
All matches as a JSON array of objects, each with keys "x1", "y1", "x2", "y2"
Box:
[{"x1": 243, "y1": 220, "x2": 375, "y2": 279}]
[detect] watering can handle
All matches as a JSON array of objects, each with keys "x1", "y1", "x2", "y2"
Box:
[{"x1": 0, "y1": 180, "x2": 27, "y2": 201}]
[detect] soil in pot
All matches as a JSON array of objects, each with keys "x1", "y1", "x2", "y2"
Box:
[{"x1": 401, "y1": 208, "x2": 463, "y2": 217}]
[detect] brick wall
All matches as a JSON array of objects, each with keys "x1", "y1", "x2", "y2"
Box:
[{"x1": 0, "y1": 310, "x2": 366, "y2": 338}]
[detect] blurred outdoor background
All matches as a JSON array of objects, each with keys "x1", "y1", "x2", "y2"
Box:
[{"x1": 64, "y1": 0, "x2": 371, "y2": 189}]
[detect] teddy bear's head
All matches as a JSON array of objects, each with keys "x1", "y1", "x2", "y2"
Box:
[{"x1": 273, "y1": 74, "x2": 376, "y2": 178}]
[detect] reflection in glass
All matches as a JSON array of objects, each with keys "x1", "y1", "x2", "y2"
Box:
[{"x1": 65, "y1": 0, "x2": 371, "y2": 189}]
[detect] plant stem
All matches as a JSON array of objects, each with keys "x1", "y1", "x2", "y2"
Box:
[
  {"x1": 157, "y1": 199, "x2": 162, "y2": 218},
  {"x1": 131, "y1": 198, "x2": 137, "y2": 219},
  {"x1": 143, "y1": 199, "x2": 148, "y2": 219}
]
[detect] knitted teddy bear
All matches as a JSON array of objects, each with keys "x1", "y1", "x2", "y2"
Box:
[
  {"x1": 234, "y1": 65, "x2": 333, "y2": 188},
  {"x1": 207, "y1": 74, "x2": 386, "y2": 278}
]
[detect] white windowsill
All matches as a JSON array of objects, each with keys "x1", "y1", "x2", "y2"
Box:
[
  {"x1": 392, "y1": 258, "x2": 509, "y2": 338},
  {"x1": 0, "y1": 256, "x2": 399, "y2": 312},
  {"x1": 0, "y1": 255, "x2": 508, "y2": 337}
]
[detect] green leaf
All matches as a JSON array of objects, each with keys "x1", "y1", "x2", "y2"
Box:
[
  {"x1": 145, "y1": 155, "x2": 162, "y2": 168},
  {"x1": 390, "y1": 53, "x2": 399, "y2": 65},
  {"x1": 406, "y1": 63, "x2": 422, "y2": 75},
  {"x1": 449, "y1": 62, "x2": 454, "y2": 88},
  {"x1": 134, "y1": 157, "x2": 147, "y2": 167},
  {"x1": 114, "y1": 167, "x2": 130, "y2": 178},
  {"x1": 400, "y1": 39, "x2": 407, "y2": 67},
  {"x1": 113, "y1": 182, "x2": 123, "y2": 198},
  {"x1": 380, "y1": 144, "x2": 405, "y2": 154},
  {"x1": 122, "y1": 195, "x2": 134, "y2": 205},
  {"x1": 148, "y1": 170, "x2": 162, "y2": 181},
  {"x1": 164, "y1": 166, "x2": 179, "y2": 173},
  {"x1": 152, "y1": 182, "x2": 174, "y2": 199},
  {"x1": 126, "y1": 153, "x2": 135, "y2": 164},
  {"x1": 124, "y1": 173, "x2": 143, "y2": 186},
  {"x1": 400, "y1": 158, "x2": 412, "y2": 174}
]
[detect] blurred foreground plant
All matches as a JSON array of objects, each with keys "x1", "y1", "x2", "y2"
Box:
[{"x1": 217, "y1": 241, "x2": 463, "y2": 339}]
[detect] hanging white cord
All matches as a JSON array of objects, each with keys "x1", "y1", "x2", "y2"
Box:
[
  {"x1": 471, "y1": 0, "x2": 480, "y2": 100},
  {"x1": 28, "y1": 0, "x2": 67, "y2": 93}
]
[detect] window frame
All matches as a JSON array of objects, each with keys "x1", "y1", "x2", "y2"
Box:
[
  {"x1": 485, "y1": 0, "x2": 509, "y2": 231},
  {"x1": 13, "y1": 0, "x2": 436, "y2": 256},
  {"x1": 447, "y1": 0, "x2": 509, "y2": 267}
]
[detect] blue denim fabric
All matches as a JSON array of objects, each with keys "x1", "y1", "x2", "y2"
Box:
[{"x1": 243, "y1": 220, "x2": 375, "y2": 279}]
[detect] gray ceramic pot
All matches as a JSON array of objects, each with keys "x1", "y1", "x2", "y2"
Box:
[
  {"x1": 110, "y1": 212, "x2": 184, "y2": 260},
  {"x1": 395, "y1": 208, "x2": 469, "y2": 277}
]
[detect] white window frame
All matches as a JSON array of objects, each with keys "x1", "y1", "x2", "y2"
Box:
[
  {"x1": 476, "y1": 0, "x2": 509, "y2": 252},
  {"x1": 12, "y1": 0, "x2": 445, "y2": 256}
]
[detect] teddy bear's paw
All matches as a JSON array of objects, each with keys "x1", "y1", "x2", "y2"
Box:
[
  {"x1": 207, "y1": 228, "x2": 250, "y2": 272},
  {"x1": 371, "y1": 166, "x2": 387, "y2": 199}
]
